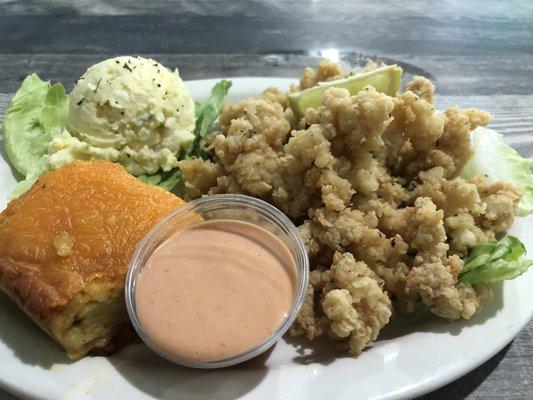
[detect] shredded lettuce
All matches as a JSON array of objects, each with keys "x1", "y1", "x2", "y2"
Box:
[
  {"x1": 459, "y1": 235, "x2": 533, "y2": 285},
  {"x1": 9, "y1": 157, "x2": 49, "y2": 199},
  {"x1": 462, "y1": 127, "x2": 533, "y2": 216},
  {"x1": 137, "y1": 169, "x2": 182, "y2": 192},
  {"x1": 140, "y1": 79, "x2": 232, "y2": 191},
  {"x1": 2, "y1": 74, "x2": 68, "y2": 177}
]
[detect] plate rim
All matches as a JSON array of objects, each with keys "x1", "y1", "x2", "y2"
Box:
[{"x1": 0, "y1": 76, "x2": 531, "y2": 400}]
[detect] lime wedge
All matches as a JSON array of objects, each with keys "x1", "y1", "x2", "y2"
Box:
[{"x1": 288, "y1": 65, "x2": 403, "y2": 119}]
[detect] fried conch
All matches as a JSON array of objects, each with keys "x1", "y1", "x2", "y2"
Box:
[{"x1": 0, "y1": 160, "x2": 184, "y2": 358}]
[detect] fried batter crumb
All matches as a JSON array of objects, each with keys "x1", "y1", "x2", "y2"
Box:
[
  {"x1": 300, "y1": 60, "x2": 344, "y2": 90},
  {"x1": 323, "y1": 252, "x2": 392, "y2": 354},
  {"x1": 180, "y1": 62, "x2": 521, "y2": 355}
]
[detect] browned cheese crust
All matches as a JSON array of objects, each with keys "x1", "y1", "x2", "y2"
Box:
[{"x1": 0, "y1": 160, "x2": 184, "y2": 357}]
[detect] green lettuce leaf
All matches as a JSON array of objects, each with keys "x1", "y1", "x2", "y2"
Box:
[
  {"x1": 137, "y1": 174, "x2": 163, "y2": 186},
  {"x1": 459, "y1": 235, "x2": 533, "y2": 285},
  {"x1": 186, "y1": 79, "x2": 232, "y2": 158},
  {"x1": 461, "y1": 127, "x2": 533, "y2": 216},
  {"x1": 9, "y1": 156, "x2": 50, "y2": 199},
  {"x1": 138, "y1": 169, "x2": 182, "y2": 192},
  {"x1": 2, "y1": 74, "x2": 68, "y2": 177}
]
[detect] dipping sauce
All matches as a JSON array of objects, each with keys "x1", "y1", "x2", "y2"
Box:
[{"x1": 134, "y1": 219, "x2": 297, "y2": 362}]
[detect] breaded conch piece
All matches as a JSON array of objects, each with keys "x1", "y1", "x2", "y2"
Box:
[
  {"x1": 179, "y1": 61, "x2": 521, "y2": 354},
  {"x1": 0, "y1": 160, "x2": 184, "y2": 359}
]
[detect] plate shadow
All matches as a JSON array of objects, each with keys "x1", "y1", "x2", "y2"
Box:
[
  {"x1": 108, "y1": 343, "x2": 269, "y2": 400},
  {"x1": 0, "y1": 291, "x2": 73, "y2": 368},
  {"x1": 285, "y1": 334, "x2": 352, "y2": 366},
  {"x1": 378, "y1": 282, "x2": 504, "y2": 341}
]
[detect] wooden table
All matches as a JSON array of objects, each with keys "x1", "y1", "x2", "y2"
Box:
[{"x1": 0, "y1": 1, "x2": 531, "y2": 399}]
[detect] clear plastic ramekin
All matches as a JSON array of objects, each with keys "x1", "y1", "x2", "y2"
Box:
[{"x1": 125, "y1": 194, "x2": 309, "y2": 368}]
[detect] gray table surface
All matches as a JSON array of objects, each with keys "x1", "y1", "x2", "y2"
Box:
[{"x1": 0, "y1": 1, "x2": 531, "y2": 399}]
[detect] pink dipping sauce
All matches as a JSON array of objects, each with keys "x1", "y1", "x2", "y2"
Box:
[{"x1": 134, "y1": 219, "x2": 297, "y2": 362}]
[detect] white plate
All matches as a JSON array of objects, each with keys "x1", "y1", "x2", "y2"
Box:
[{"x1": 0, "y1": 77, "x2": 531, "y2": 400}]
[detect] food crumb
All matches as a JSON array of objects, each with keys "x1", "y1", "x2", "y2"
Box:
[{"x1": 53, "y1": 231, "x2": 74, "y2": 257}]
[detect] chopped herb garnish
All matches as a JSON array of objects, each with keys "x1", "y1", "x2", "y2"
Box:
[
  {"x1": 123, "y1": 63, "x2": 133, "y2": 72},
  {"x1": 93, "y1": 78, "x2": 102, "y2": 93},
  {"x1": 77, "y1": 98, "x2": 85, "y2": 106}
]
